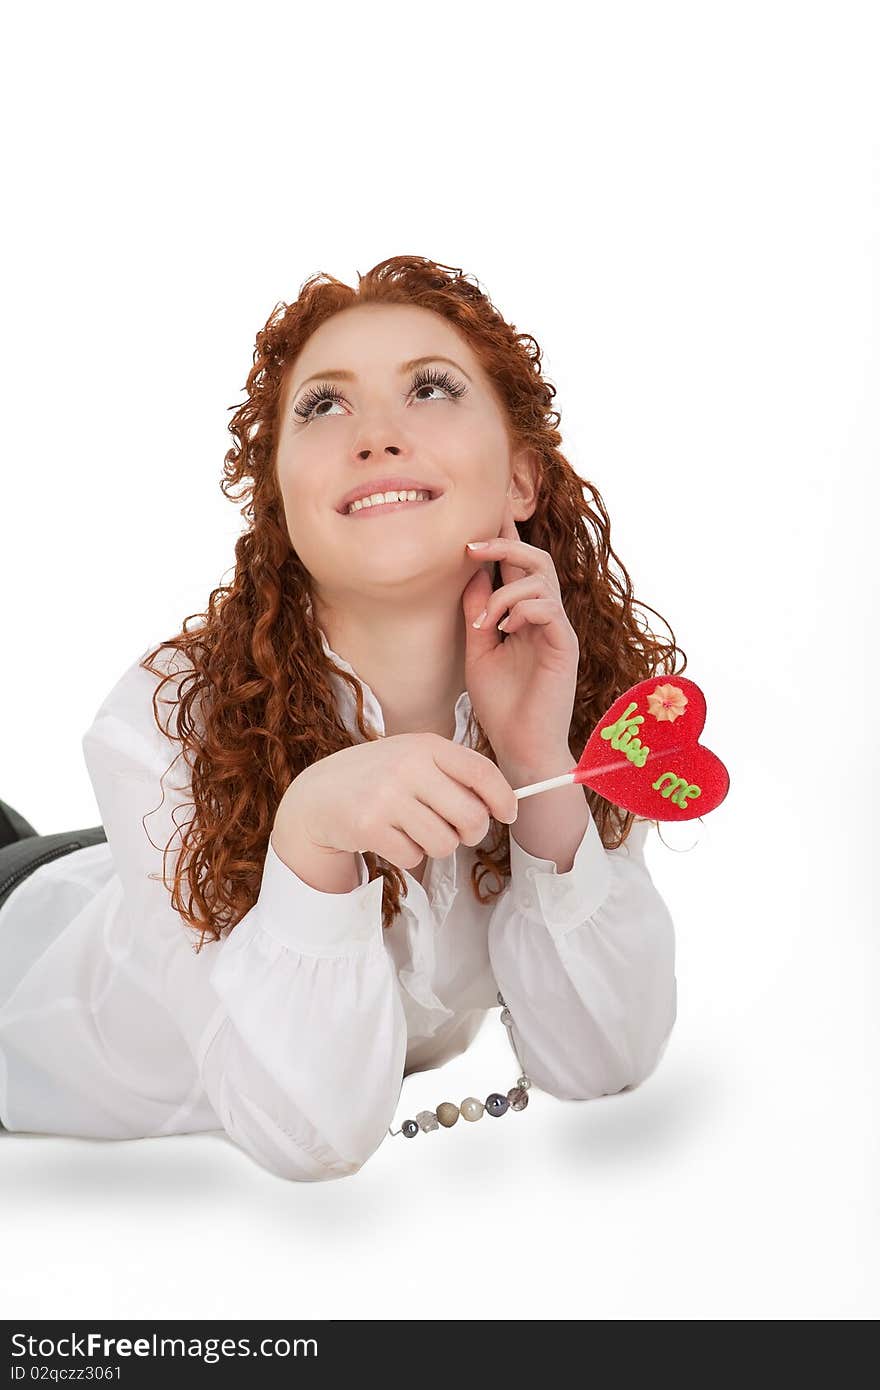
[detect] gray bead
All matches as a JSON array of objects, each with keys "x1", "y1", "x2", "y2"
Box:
[
  {"x1": 507, "y1": 1087, "x2": 529, "y2": 1111},
  {"x1": 516, "y1": 1075, "x2": 531, "y2": 1090},
  {"x1": 401, "y1": 1118, "x2": 420, "y2": 1138},
  {"x1": 416, "y1": 1110, "x2": 439, "y2": 1132},
  {"x1": 436, "y1": 1102, "x2": 460, "y2": 1127},
  {"x1": 500, "y1": 1008, "x2": 513, "y2": 1027},
  {"x1": 485, "y1": 1092, "x2": 510, "y2": 1117}
]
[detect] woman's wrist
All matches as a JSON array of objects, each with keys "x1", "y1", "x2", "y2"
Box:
[
  {"x1": 495, "y1": 745, "x2": 575, "y2": 788},
  {"x1": 270, "y1": 813, "x2": 361, "y2": 895}
]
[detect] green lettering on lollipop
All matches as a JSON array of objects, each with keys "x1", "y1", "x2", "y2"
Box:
[
  {"x1": 652, "y1": 771, "x2": 701, "y2": 808},
  {"x1": 600, "y1": 701, "x2": 649, "y2": 768}
]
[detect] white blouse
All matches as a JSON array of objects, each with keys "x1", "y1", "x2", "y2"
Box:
[{"x1": 0, "y1": 626, "x2": 677, "y2": 1181}]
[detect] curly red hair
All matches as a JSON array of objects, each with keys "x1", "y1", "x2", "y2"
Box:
[{"x1": 140, "y1": 254, "x2": 687, "y2": 951}]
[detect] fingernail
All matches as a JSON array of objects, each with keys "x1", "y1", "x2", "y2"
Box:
[
  {"x1": 467, "y1": 541, "x2": 489, "y2": 549},
  {"x1": 472, "y1": 609, "x2": 488, "y2": 629}
]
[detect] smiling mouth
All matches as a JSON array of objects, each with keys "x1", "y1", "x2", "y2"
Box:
[{"x1": 341, "y1": 495, "x2": 441, "y2": 518}]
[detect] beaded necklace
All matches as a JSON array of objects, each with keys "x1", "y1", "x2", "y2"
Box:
[{"x1": 388, "y1": 991, "x2": 531, "y2": 1141}]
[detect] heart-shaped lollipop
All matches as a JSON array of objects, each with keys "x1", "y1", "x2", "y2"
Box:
[{"x1": 512, "y1": 676, "x2": 729, "y2": 822}]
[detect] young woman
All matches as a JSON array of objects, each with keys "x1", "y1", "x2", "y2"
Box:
[{"x1": 0, "y1": 255, "x2": 682, "y2": 1181}]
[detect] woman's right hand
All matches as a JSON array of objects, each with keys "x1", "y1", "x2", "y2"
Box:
[{"x1": 274, "y1": 734, "x2": 519, "y2": 874}]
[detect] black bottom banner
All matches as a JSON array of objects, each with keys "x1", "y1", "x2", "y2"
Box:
[{"x1": 2, "y1": 1319, "x2": 550, "y2": 1381}]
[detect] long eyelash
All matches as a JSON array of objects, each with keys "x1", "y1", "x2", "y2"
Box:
[
  {"x1": 292, "y1": 365, "x2": 467, "y2": 422},
  {"x1": 413, "y1": 365, "x2": 467, "y2": 399},
  {"x1": 293, "y1": 381, "x2": 345, "y2": 420}
]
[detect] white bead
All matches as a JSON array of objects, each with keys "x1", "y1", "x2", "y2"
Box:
[{"x1": 460, "y1": 1097, "x2": 485, "y2": 1122}]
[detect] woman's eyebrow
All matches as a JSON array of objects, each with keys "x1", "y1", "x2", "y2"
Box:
[{"x1": 291, "y1": 354, "x2": 473, "y2": 398}]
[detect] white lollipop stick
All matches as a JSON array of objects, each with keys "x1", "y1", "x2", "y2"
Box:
[{"x1": 513, "y1": 772, "x2": 576, "y2": 801}]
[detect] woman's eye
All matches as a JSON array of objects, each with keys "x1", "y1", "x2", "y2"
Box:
[{"x1": 293, "y1": 366, "x2": 466, "y2": 424}]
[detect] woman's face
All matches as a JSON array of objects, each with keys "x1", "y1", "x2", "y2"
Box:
[{"x1": 273, "y1": 302, "x2": 517, "y2": 611}]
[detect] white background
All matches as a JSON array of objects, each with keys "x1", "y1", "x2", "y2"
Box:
[{"x1": 1, "y1": 0, "x2": 877, "y2": 1321}]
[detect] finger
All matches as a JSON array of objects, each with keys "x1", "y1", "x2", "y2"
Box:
[
  {"x1": 378, "y1": 823, "x2": 435, "y2": 873},
  {"x1": 467, "y1": 536, "x2": 557, "y2": 588},
  {"x1": 463, "y1": 571, "x2": 506, "y2": 656},
  {"x1": 472, "y1": 575, "x2": 546, "y2": 628},
  {"x1": 493, "y1": 598, "x2": 579, "y2": 655},
  {"x1": 404, "y1": 797, "x2": 469, "y2": 859},
  {"x1": 461, "y1": 565, "x2": 494, "y2": 622},
  {"x1": 500, "y1": 497, "x2": 520, "y2": 540},
  {"x1": 434, "y1": 738, "x2": 518, "y2": 823},
  {"x1": 494, "y1": 597, "x2": 556, "y2": 635},
  {"x1": 408, "y1": 786, "x2": 491, "y2": 853}
]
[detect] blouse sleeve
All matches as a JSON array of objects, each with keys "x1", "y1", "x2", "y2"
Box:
[
  {"x1": 80, "y1": 648, "x2": 407, "y2": 1182},
  {"x1": 486, "y1": 809, "x2": 677, "y2": 1100}
]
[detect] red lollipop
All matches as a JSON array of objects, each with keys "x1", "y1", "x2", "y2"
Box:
[{"x1": 512, "y1": 676, "x2": 729, "y2": 822}]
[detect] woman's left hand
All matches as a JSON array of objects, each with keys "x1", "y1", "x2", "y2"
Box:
[{"x1": 461, "y1": 495, "x2": 581, "y2": 774}]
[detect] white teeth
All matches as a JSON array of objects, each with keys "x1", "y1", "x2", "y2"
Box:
[{"x1": 346, "y1": 489, "x2": 432, "y2": 514}]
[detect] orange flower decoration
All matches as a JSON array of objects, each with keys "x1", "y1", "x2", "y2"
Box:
[{"x1": 646, "y1": 682, "x2": 688, "y2": 723}]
